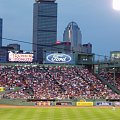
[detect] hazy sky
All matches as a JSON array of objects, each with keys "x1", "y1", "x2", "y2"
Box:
[{"x1": 0, "y1": 0, "x2": 120, "y2": 58}]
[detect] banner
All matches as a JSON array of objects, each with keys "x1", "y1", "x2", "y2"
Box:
[
  {"x1": 8, "y1": 51, "x2": 34, "y2": 62},
  {"x1": 114, "y1": 102, "x2": 120, "y2": 106},
  {"x1": 56, "y1": 102, "x2": 72, "y2": 106},
  {"x1": 36, "y1": 101, "x2": 51, "y2": 106},
  {"x1": 0, "y1": 87, "x2": 4, "y2": 92},
  {"x1": 96, "y1": 102, "x2": 112, "y2": 106},
  {"x1": 76, "y1": 102, "x2": 93, "y2": 107},
  {"x1": 44, "y1": 53, "x2": 75, "y2": 64}
]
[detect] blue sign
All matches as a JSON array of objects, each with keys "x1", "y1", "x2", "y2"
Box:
[
  {"x1": 44, "y1": 53, "x2": 75, "y2": 64},
  {"x1": 47, "y1": 53, "x2": 71, "y2": 63},
  {"x1": 96, "y1": 102, "x2": 112, "y2": 106}
]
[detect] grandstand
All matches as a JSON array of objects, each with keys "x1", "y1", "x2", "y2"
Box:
[{"x1": 0, "y1": 64, "x2": 120, "y2": 104}]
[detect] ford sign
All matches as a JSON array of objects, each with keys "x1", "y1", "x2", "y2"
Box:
[{"x1": 46, "y1": 53, "x2": 72, "y2": 63}]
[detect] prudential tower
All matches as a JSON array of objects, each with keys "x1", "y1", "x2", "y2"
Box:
[{"x1": 33, "y1": 0, "x2": 57, "y2": 63}]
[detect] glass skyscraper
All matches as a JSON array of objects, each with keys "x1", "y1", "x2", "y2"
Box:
[
  {"x1": 33, "y1": 0, "x2": 57, "y2": 63},
  {"x1": 0, "y1": 18, "x2": 2, "y2": 47},
  {"x1": 63, "y1": 21, "x2": 82, "y2": 52}
]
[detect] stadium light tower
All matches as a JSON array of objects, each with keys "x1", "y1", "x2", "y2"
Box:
[
  {"x1": 113, "y1": 0, "x2": 120, "y2": 11},
  {"x1": 112, "y1": 67, "x2": 116, "y2": 86},
  {"x1": 35, "y1": 0, "x2": 56, "y2": 2}
]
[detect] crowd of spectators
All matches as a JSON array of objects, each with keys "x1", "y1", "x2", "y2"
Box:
[
  {"x1": 0, "y1": 65, "x2": 120, "y2": 100},
  {"x1": 99, "y1": 69, "x2": 120, "y2": 90}
]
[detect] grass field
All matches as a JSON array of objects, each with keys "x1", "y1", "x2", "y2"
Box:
[{"x1": 0, "y1": 107, "x2": 120, "y2": 120}]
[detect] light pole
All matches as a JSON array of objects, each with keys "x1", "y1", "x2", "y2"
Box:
[{"x1": 113, "y1": 67, "x2": 116, "y2": 86}]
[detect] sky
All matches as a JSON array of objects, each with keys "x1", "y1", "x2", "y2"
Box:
[{"x1": 0, "y1": 0, "x2": 120, "y2": 59}]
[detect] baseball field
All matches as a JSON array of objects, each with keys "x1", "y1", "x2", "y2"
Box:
[{"x1": 0, "y1": 106, "x2": 120, "y2": 120}]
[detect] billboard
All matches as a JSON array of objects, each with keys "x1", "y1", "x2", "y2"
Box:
[
  {"x1": 76, "y1": 102, "x2": 93, "y2": 107},
  {"x1": 114, "y1": 102, "x2": 120, "y2": 106},
  {"x1": 44, "y1": 53, "x2": 75, "y2": 64},
  {"x1": 96, "y1": 102, "x2": 112, "y2": 106},
  {"x1": 8, "y1": 51, "x2": 34, "y2": 62},
  {"x1": 0, "y1": 87, "x2": 4, "y2": 92}
]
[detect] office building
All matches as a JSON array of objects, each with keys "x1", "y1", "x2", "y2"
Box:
[
  {"x1": 63, "y1": 21, "x2": 82, "y2": 52},
  {"x1": 7, "y1": 44, "x2": 20, "y2": 51},
  {"x1": 0, "y1": 18, "x2": 2, "y2": 47},
  {"x1": 82, "y1": 43, "x2": 92, "y2": 54},
  {"x1": 0, "y1": 47, "x2": 10, "y2": 63},
  {"x1": 50, "y1": 41, "x2": 71, "y2": 53},
  {"x1": 33, "y1": 0, "x2": 57, "y2": 63}
]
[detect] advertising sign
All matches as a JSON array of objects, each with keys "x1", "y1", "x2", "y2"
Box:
[
  {"x1": 96, "y1": 102, "x2": 112, "y2": 106},
  {"x1": 76, "y1": 102, "x2": 93, "y2": 107},
  {"x1": 56, "y1": 102, "x2": 72, "y2": 106},
  {"x1": 8, "y1": 51, "x2": 34, "y2": 62},
  {"x1": 114, "y1": 102, "x2": 120, "y2": 106},
  {"x1": 0, "y1": 87, "x2": 4, "y2": 92},
  {"x1": 36, "y1": 101, "x2": 51, "y2": 106},
  {"x1": 44, "y1": 53, "x2": 74, "y2": 64}
]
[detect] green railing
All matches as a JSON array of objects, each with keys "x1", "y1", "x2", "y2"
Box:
[{"x1": 96, "y1": 75, "x2": 120, "y2": 94}]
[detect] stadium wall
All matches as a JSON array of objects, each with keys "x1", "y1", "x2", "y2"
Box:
[
  {"x1": 0, "y1": 99, "x2": 35, "y2": 106},
  {"x1": 1, "y1": 98, "x2": 120, "y2": 107}
]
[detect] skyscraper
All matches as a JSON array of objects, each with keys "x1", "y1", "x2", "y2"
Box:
[
  {"x1": 63, "y1": 21, "x2": 82, "y2": 52},
  {"x1": 7, "y1": 44, "x2": 20, "y2": 51},
  {"x1": 33, "y1": 0, "x2": 57, "y2": 63},
  {"x1": 0, "y1": 18, "x2": 2, "y2": 47},
  {"x1": 82, "y1": 43, "x2": 92, "y2": 54}
]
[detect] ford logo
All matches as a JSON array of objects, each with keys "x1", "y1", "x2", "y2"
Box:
[{"x1": 47, "y1": 53, "x2": 72, "y2": 63}]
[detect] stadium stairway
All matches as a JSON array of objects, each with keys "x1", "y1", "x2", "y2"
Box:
[
  {"x1": 78, "y1": 71, "x2": 120, "y2": 95},
  {"x1": 96, "y1": 75, "x2": 120, "y2": 95},
  {"x1": 53, "y1": 79, "x2": 66, "y2": 92}
]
